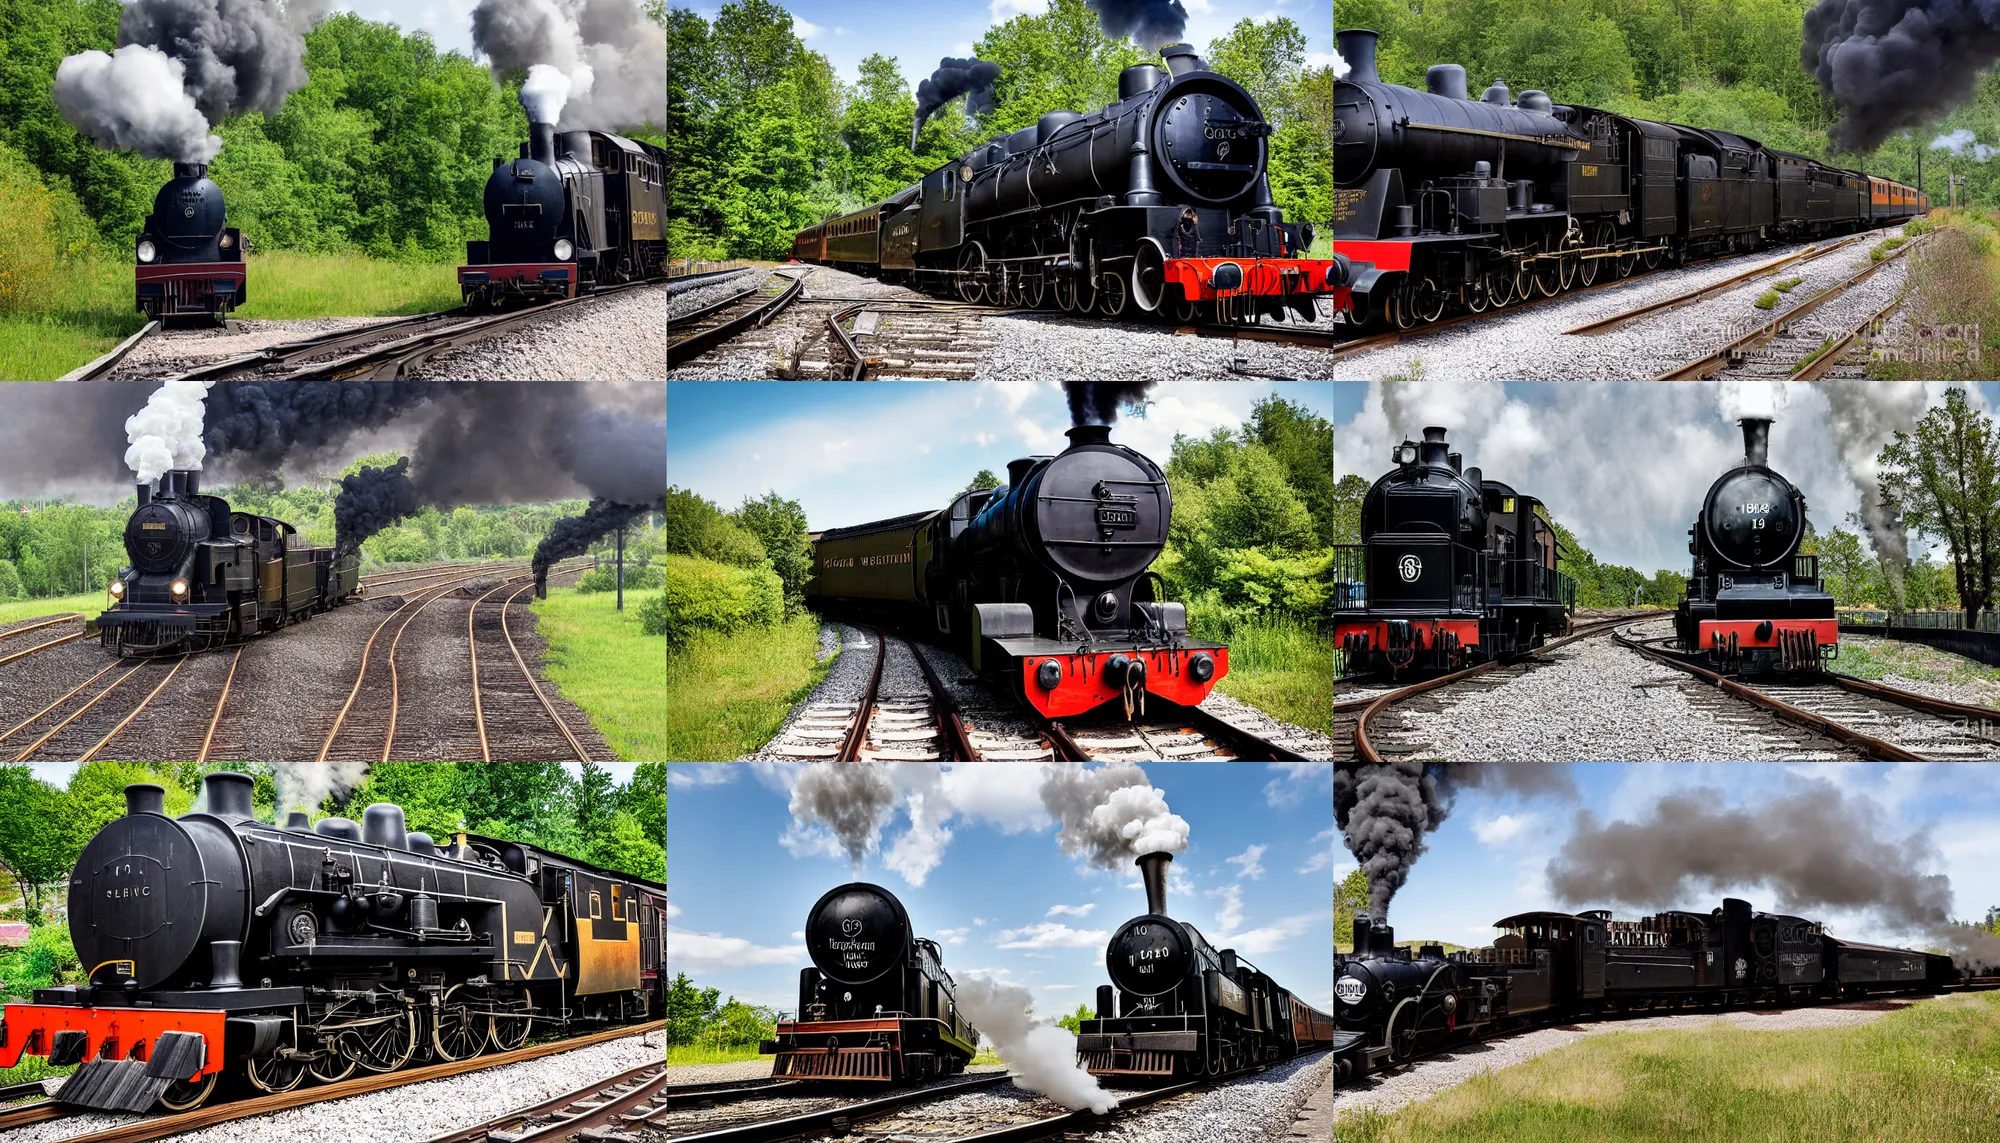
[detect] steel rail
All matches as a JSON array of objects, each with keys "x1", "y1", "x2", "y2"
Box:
[
  {"x1": 668, "y1": 273, "x2": 807, "y2": 368},
  {"x1": 195, "y1": 646, "x2": 244, "y2": 764},
  {"x1": 10, "y1": 661, "x2": 153, "y2": 761},
  {"x1": 46, "y1": 1021, "x2": 664, "y2": 1143},
  {"x1": 467, "y1": 577, "x2": 521, "y2": 763},
  {"x1": 664, "y1": 1077, "x2": 803, "y2": 1104},
  {"x1": 414, "y1": 1060, "x2": 667, "y2": 1143},
  {"x1": 496, "y1": 572, "x2": 594, "y2": 762},
  {"x1": 72, "y1": 655, "x2": 190, "y2": 763},
  {"x1": 906, "y1": 635, "x2": 977, "y2": 761},
  {"x1": 0, "y1": 613, "x2": 84, "y2": 644},
  {"x1": 1040, "y1": 697, "x2": 1310, "y2": 762},
  {"x1": 1561, "y1": 234, "x2": 1867, "y2": 336},
  {"x1": 1790, "y1": 282, "x2": 1910, "y2": 382},
  {"x1": 673, "y1": 284, "x2": 762, "y2": 327},
  {"x1": 1652, "y1": 234, "x2": 1929, "y2": 381},
  {"x1": 946, "y1": 1080, "x2": 1204, "y2": 1143},
  {"x1": 666, "y1": 1073, "x2": 1012, "y2": 1143},
  {"x1": 0, "y1": 662, "x2": 124, "y2": 748},
  {"x1": 164, "y1": 310, "x2": 471, "y2": 381},
  {"x1": 0, "y1": 1101, "x2": 60, "y2": 1129},
  {"x1": 57, "y1": 320, "x2": 159, "y2": 381},
  {"x1": 836, "y1": 627, "x2": 890, "y2": 763}
]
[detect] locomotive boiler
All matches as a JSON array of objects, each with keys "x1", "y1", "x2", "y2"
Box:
[
  {"x1": 1334, "y1": 426, "x2": 1575, "y2": 674},
  {"x1": 1675, "y1": 417, "x2": 1836, "y2": 673},
  {"x1": 1076, "y1": 852, "x2": 1334, "y2": 1080},
  {"x1": 134, "y1": 164, "x2": 246, "y2": 323},
  {"x1": 805, "y1": 424, "x2": 1227, "y2": 718},
  {"x1": 92, "y1": 469, "x2": 359, "y2": 657},
  {"x1": 759, "y1": 882, "x2": 977, "y2": 1081},
  {"x1": 793, "y1": 44, "x2": 1339, "y2": 325},
  {"x1": 0, "y1": 774, "x2": 666, "y2": 1113},
  {"x1": 461, "y1": 123, "x2": 666, "y2": 308}
]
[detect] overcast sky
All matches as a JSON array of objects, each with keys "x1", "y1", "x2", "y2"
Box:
[{"x1": 1333, "y1": 381, "x2": 2000, "y2": 574}]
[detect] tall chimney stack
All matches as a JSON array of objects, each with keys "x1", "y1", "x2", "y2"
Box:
[
  {"x1": 1741, "y1": 418, "x2": 1771, "y2": 468},
  {"x1": 1136, "y1": 851, "x2": 1172, "y2": 916},
  {"x1": 1336, "y1": 29, "x2": 1380, "y2": 85}
]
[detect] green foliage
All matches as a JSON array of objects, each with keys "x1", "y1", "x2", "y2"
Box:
[
  {"x1": 639, "y1": 591, "x2": 669, "y2": 635},
  {"x1": 730, "y1": 492, "x2": 813, "y2": 612},
  {"x1": 1775, "y1": 276, "x2": 1803, "y2": 292},
  {"x1": 663, "y1": 612, "x2": 832, "y2": 760},
  {"x1": 1336, "y1": 868, "x2": 1368, "y2": 953},
  {"x1": 574, "y1": 560, "x2": 666, "y2": 593},
  {"x1": 963, "y1": 469, "x2": 1001, "y2": 494},
  {"x1": 665, "y1": 487, "x2": 768, "y2": 567},
  {"x1": 1546, "y1": 517, "x2": 1686, "y2": 607},
  {"x1": 1879, "y1": 388, "x2": 2000, "y2": 624},
  {"x1": 1754, "y1": 288, "x2": 1780, "y2": 309},
  {"x1": 1056, "y1": 1003, "x2": 1094, "y2": 1034},
  {"x1": 667, "y1": 973, "x2": 777, "y2": 1050},
  {"x1": 662, "y1": 554, "x2": 785, "y2": 646},
  {"x1": 0, "y1": 922, "x2": 81, "y2": 999}
]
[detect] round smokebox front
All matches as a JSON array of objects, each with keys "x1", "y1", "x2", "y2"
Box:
[
  {"x1": 805, "y1": 883, "x2": 909, "y2": 985},
  {"x1": 1106, "y1": 914, "x2": 1194, "y2": 996},
  {"x1": 1027, "y1": 447, "x2": 1169, "y2": 583},
  {"x1": 68, "y1": 814, "x2": 210, "y2": 988}
]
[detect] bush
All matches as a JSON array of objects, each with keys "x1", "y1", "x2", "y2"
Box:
[
  {"x1": 639, "y1": 592, "x2": 668, "y2": 636},
  {"x1": 0, "y1": 923, "x2": 80, "y2": 999},
  {"x1": 0, "y1": 560, "x2": 21, "y2": 601},
  {"x1": 1754, "y1": 289, "x2": 1780, "y2": 309},
  {"x1": 662, "y1": 555, "x2": 783, "y2": 646},
  {"x1": 574, "y1": 562, "x2": 665, "y2": 593},
  {"x1": 1774, "y1": 276, "x2": 1803, "y2": 292}
]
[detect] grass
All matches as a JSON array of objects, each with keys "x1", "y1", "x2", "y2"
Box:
[
  {"x1": 0, "y1": 591, "x2": 108, "y2": 627},
  {"x1": 0, "y1": 1056, "x2": 74, "y2": 1089},
  {"x1": 667, "y1": 1043, "x2": 768, "y2": 1066},
  {"x1": 1336, "y1": 991, "x2": 2000, "y2": 1143},
  {"x1": 1774, "y1": 275, "x2": 1803, "y2": 292},
  {"x1": 530, "y1": 585, "x2": 668, "y2": 761},
  {"x1": 663, "y1": 614, "x2": 834, "y2": 761},
  {"x1": 1827, "y1": 635, "x2": 2000, "y2": 703},
  {"x1": 1754, "y1": 288, "x2": 1780, "y2": 309},
  {"x1": 0, "y1": 251, "x2": 463, "y2": 380},
  {"x1": 1212, "y1": 618, "x2": 1335, "y2": 736},
  {"x1": 1870, "y1": 235, "x2": 1909, "y2": 261}
]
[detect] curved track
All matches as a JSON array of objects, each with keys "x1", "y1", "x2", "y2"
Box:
[
  {"x1": 417, "y1": 1061, "x2": 668, "y2": 1143},
  {"x1": 668, "y1": 270, "x2": 808, "y2": 369}
]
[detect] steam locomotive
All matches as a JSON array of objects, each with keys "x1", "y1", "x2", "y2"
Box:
[
  {"x1": 92, "y1": 468, "x2": 359, "y2": 657},
  {"x1": 805, "y1": 424, "x2": 1227, "y2": 718},
  {"x1": 1334, "y1": 426, "x2": 1576, "y2": 674},
  {"x1": 1077, "y1": 852, "x2": 1335, "y2": 1081},
  {"x1": 1331, "y1": 28, "x2": 1927, "y2": 330},
  {"x1": 1336, "y1": 899, "x2": 1968, "y2": 1083},
  {"x1": 135, "y1": 163, "x2": 246, "y2": 324},
  {"x1": 791, "y1": 44, "x2": 1339, "y2": 325},
  {"x1": 760, "y1": 882, "x2": 977, "y2": 1082},
  {"x1": 0, "y1": 774, "x2": 666, "y2": 1113},
  {"x1": 1675, "y1": 417, "x2": 1836, "y2": 673},
  {"x1": 461, "y1": 125, "x2": 667, "y2": 308}
]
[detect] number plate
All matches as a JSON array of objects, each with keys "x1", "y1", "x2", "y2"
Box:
[{"x1": 1097, "y1": 506, "x2": 1137, "y2": 527}]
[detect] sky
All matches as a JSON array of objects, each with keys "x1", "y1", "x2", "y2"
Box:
[
  {"x1": 669, "y1": 381, "x2": 1332, "y2": 531},
  {"x1": 667, "y1": 761, "x2": 1336, "y2": 1016},
  {"x1": 1333, "y1": 381, "x2": 2000, "y2": 574},
  {"x1": 1350, "y1": 762, "x2": 2000, "y2": 956},
  {"x1": 339, "y1": 1, "x2": 481, "y2": 58},
  {"x1": 678, "y1": 0, "x2": 1335, "y2": 88}
]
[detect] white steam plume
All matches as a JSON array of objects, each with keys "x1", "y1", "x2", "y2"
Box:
[
  {"x1": 1930, "y1": 129, "x2": 1998, "y2": 162},
  {"x1": 275, "y1": 762, "x2": 370, "y2": 813},
  {"x1": 1333, "y1": 48, "x2": 1349, "y2": 79},
  {"x1": 54, "y1": 46, "x2": 221, "y2": 163},
  {"x1": 125, "y1": 381, "x2": 216, "y2": 484},
  {"x1": 1718, "y1": 380, "x2": 1789, "y2": 425},
  {"x1": 790, "y1": 762, "x2": 898, "y2": 873},
  {"x1": 472, "y1": 0, "x2": 663, "y2": 130},
  {"x1": 520, "y1": 62, "x2": 591, "y2": 125},
  {"x1": 954, "y1": 977, "x2": 1118, "y2": 1113},
  {"x1": 1039, "y1": 763, "x2": 1190, "y2": 870}
]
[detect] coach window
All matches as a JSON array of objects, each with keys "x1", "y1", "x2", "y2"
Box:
[
  {"x1": 612, "y1": 884, "x2": 625, "y2": 921},
  {"x1": 589, "y1": 890, "x2": 602, "y2": 920}
]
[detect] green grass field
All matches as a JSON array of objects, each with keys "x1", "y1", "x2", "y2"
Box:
[
  {"x1": 531, "y1": 585, "x2": 667, "y2": 761},
  {"x1": 0, "y1": 591, "x2": 105, "y2": 627},
  {"x1": 1337, "y1": 992, "x2": 2000, "y2": 1143},
  {"x1": 663, "y1": 615, "x2": 834, "y2": 761},
  {"x1": 667, "y1": 1044, "x2": 767, "y2": 1066},
  {"x1": 0, "y1": 251, "x2": 463, "y2": 380},
  {"x1": 1213, "y1": 618, "x2": 1335, "y2": 736}
]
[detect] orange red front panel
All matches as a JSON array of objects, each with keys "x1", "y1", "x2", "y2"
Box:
[
  {"x1": 0, "y1": 1005, "x2": 225, "y2": 1079},
  {"x1": 1163, "y1": 258, "x2": 1337, "y2": 301},
  {"x1": 1333, "y1": 619, "x2": 1480, "y2": 654},
  {"x1": 1331, "y1": 240, "x2": 1409, "y2": 273},
  {"x1": 1018, "y1": 646, "x2": 1227, "y2": 717},
  {"x1": 1699, "y1": 619, "x2": 1837, "y2": 648}
]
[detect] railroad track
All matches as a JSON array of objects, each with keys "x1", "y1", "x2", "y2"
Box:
[
  {"x1": 0, "y1": 655, "x2": 189, "y2": 762},
  {"x1": 1337, "y1": 613, "x2": 1647, "y2": 763},
  {"x1": 1616, "y1": 627, "x2": 2000, "y2": 761},
  {"x1": 664, "y1": 1078, "x2": 803, "y2": 1105},
  {"x1": 0, "y1": 612, "x2": 87, "y2": 667},
  {"x1": 668, "y1": 270, "x2": 808, "y2": 369},
  {"x1": 31, "y1": 1022, "x2": 663, "y2": 1143},
  {"x1": 661, "y1": 1073, "x2": 1013, "y2": 1142},
  {"x1": 1559, "y1": 234, "x2": 1869, "y2": 336},
  {"x1": 418, "y1": 1060, "x2": 668, "y2": 1143},
  {"x1": 1653, "y1": 234, "x2": 1927, "y2": 381},
  {"x1": 0, "y1": 1097, "x2": 63, "y2": 1131},
  {"x1": 469, "y1": 569, "x2": 600, "y2": 762}
]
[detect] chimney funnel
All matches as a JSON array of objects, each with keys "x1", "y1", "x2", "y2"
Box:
[
  {"x1": 285, "y1": 811, "x2": 311, "y2": 831},
  {"x1": 530, "y1": 121, "x2": 558, "y2": 165},
  {"x1": 1420, "y1": 426, "x2": 1450, "y2": 466},
  {"x1": 1447, "y1": 450, "x2": 1462, "y2": 473},
  {"x1": 1369, "y1": 921, "x2": 1397, "y2": 956},
  {"x1": 1336, "y1": 29, "x2": 1380, "y2": 85},
  {"x1": 1136, "y1": 851, "x2": 1172, "y2": 916},
  {"x1": 201, "y1": 772, "x2": 255, "y2": 822},
  {"x1": 1005, "y1": 458, "x2": 1038, "y2": 488},
  {"x1": 124, "y1": 784, "x2": 165, "y2": 816},
  {"x1": 1352, "y1": 914, "x2": 1370, "y2": 954},
  {"x1": 1065, "y1": 424, "x2": 1112, "y2": 448},
  {"x1": 1159, "y1": 43, "x2": 1204, "y2": 77},
  {"x1": 1741, "y1": 418, "x2": 1771, "y2": 468},
  {"x1": 136, "y1": 482, "x2": 150, "y2": 508},
  {"x1": 208, "y1": 940, "x2": 243, "y2": 990}
]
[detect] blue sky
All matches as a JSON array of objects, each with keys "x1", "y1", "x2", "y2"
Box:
[
  {"x1": 1334, "y1": 381, "x2": 2000, "y2": 572},
  {"x1": 667, "y1": 762, "x2": 1335, "y2": 1015},
  {"x1": 1357, "y1": 762, "x2": 2000, "y2": 955},
  {"x1": 669, "y1": 381, "x2": 1332, "y2": 530}
]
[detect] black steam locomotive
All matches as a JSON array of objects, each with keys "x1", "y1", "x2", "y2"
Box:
[
  {"x1": 461, "y1": 125, "x2": 667, "y2": 308},
  {"x1": 135, "y1": 164, "x2": 246, "y2": 324},
  {"x1": 93, "y1": 469, "x2": 360, "y2": 657},
  {"x1": 1336, "y1": 899, "x2": 1967, "y2": 1083},
  {"x1": 1331, "y1": 29, "x2": 1927, "y2": 329},
  {"x1": 804, "y1": 424, "x2": 1227, "y2": 719},
  {"x1": 760, "y1": 882, "x2": 977, "y2": 1082},
  {"x1": 1675, "y1": 417, "x2": 1835, "y2": 673},
  {"x1": 1335, "y1": 426, "x2": 1576, "y2": 674},
  {"x1": 1077, "y1": 852, "x2": 1334, "y2": 1081},
  {"x1": 0, "y1": 774, "x2": 666, "y2": 1113},
  {"x1": 792, "y1": 44, "x2": 1339, "y2": 325}
]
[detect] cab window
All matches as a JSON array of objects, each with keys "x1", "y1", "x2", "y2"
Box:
[{"x1": 589, "y1": 890, "x2": 602, "y2": 920}]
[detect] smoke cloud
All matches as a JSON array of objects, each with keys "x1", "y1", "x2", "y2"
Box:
[
  {"x1": 472, "y1": 0, "x2": 665, "y2": 131},
  {"x1": 532, "y1": 498, "x2": 658, "y2": 596},
  {"x1": 520, "y1": 62, "x2": 589, "y2": 125},
  {"x1": 1087, "y1": 0, "x2": 1188, "y2": 51},
  {"x1": 1064, "y1": 381, "x2": 1157, "y2": 427},
  {"x1": 1821, "y1": 381, "x2": 1926, "y2": 608},
  {"x1": 126, "y1": 381, "x2": 215, "y2": 484},
  {"x1": 789, "y1": 762, "x2": 899, "y2": 873},
  {"x1": 1039, "y1": 762, "x2": 1189, "y2": 870},
  {"x1": 335, "y1": 457, "x2": 420, "y2": 558},
  {"x1": 54, "y1": 47, "x2": 221, "y2": 163},
  {"x1": 1333, "y1": 48, "x2": 1349, "y2": 80},
  {"x1": 1547, "y1": 784, "x2": 2000, "y2": 973},
  {"x1": 1802, "y1": 0, "x2": 2000, "y2": 153},
  {"x1": 1717, "y1": 380, "x2": 1788, "y2": 425},
  {"x1": 273, "y1": 762, "x2": 368, "y2": 813},
  {"x1": 954, "y1": 977, "x2": 1118, "y2": 1113},
  {"x1": 913, "y1": 57, "x2": 1000, "y2": 149},
  {"x1": 1930, "y1": 128, "x2": 1998, "y2": 161}
]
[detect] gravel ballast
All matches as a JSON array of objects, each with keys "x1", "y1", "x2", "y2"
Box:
[
  {"x1": 1089, "y1": 1050, "x2": 1334, "y2": 1143},
  {"x1": 407, "y1": 285, "x2": 667, "y2": 379}
]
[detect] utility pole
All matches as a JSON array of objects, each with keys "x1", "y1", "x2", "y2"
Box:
[{"x1": 616, "y1": 525, "x2": 625, "y2": 612}]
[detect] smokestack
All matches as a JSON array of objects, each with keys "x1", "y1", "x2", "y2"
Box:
[
  {"x1": 1336, "y1": 29, "x2": 1379, "y2": 85},
  {"x1": 1368, "y1": 921, "x2": 1396, "y2": 956},
  {"x1": 182, "y1": 469, "x2": 198, "y2": 496},
  {"x1": 208, "y1": 940, "x2": 243, "y2": 990},
  {"x1": 1136, "y1": 851, "x2": 1172, "y2": 915},
  {"x1": 174, "y1": 162, "x2": 207, "y2": 180},
  {"x1": 1005, "y1": 458, "x2": 1038, "y2": 487},
  {"x1": 202, "y1": 772, "x2": 255, "y2": 822},
  {"x1": 530, "y1": 121, "x2": 557, "y2": 165},
  {"x1": 285, "y1": 811, "x2": 311, "y2": 831},
  {"x1": 136, "y1": 481, "x2": 150, "y2": 508},
  {"x1": 1065, "y1": 424, "x2": 1112, "y2": 448},
  {"x1": 1742, "y1": 418, "x2": 1771, "y2": 468},
  {"x1": 1447, "y1": 450, "x2": 1463, "y2": 473},
  {"x1": 1352, "y1": 914, "x2": 1369, "y2": 954},
  {"x1": 1159, "y1": 43, "x2": 1203, "y2": 76},
  {"x1": 125, "y1": 784, "x2": 165, "y2": 816},
  {"x1": 1420, "y1": 426, "x2": 1450, "y2": 466}
]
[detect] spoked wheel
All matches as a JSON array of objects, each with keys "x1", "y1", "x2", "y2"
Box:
[
  {"x1": 352, "y1": 1009, "x2": 418, "y2": 1074},
  {"x1": 1579, "y1": 224, "x2": 1609, "y2": 287},
  {"x1": 489, "y1": 1006, "x2": 535, "y2": 1053},
  {"x1": 1171, "y1": 288, "x2": 1200, "y2": 324},
  {"x1": 1464, "y1": 275, "x2": 1490, "y2": 313},
  {"x1": 307, "y1": 1046, "x2": 358, "y2": 1085},
  {"x1": 1558, "y1": 252, "x2": 1577, "y2": 291},
  {"x1": 956, "y1": 245, "x2": 987, "y2": 304},
  {"x1": 1022, "y1": 274, "x2": 1046, "y2": 309},
  {"x1": 1074, "y1": 273, "x2": 1098, "y2": 315},
  {"x1": 246, "y1": 1051, "x2": 307, "y2": 1094},
  {"x1": 1487, "y1": 268, "x2": 1516, "y2": 309},
  {"x1": 1533, "y1": 254, "x2": 1563, "y2": 297},
  {"x1": 1052, "y1": 275, "x2": 1076, "y2": 313},
  {"x1": 1411, "y1": 276, "x2": 1446, "y2": 323},
  {"x1": 158, "y1": 1072, "x2": 219, "y2": 1112},
  {"x1": 1095, "y1": 272, "x2": 1130, "y2": 318},
  {"x1": 1385, "y1": 288, "x2": 1415, "y2": 330},
  {"x1": 1642, "y1": 246, "x2": 1664, "y2": 271},
  {"x1": 431, "y1": 984, "x2": 491, "y2": 1062}
]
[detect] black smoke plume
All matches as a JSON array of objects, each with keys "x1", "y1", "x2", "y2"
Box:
[
  {"x1": 1802, "y1": 0, "x2": 2000, "y2": 153},
  {"x1": 1087, "y1": 0, "x2": 1188, "y2": 51},
  {"x1": 913, "y1": 57, "x2": 1000, "y2": 149},
  {"x1": 1064, "y1": 381, "x2": 1157, "y2": 427},
  {"x1": 533, "y1": 498, "x2": 660, "y2": 597},
  {"x1": 1548, "y1": 784, "x2": 2000, "y2": 974},
  {"x1": 334, "y1": 457, "x2": 419, "y2": 559}
]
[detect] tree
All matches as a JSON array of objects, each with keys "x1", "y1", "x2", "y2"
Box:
[
  {"x1": 0, "y1": 767, "x2": 72, "y2": 916},
  {"x1": 593, "y1": 810, "x2": 666, "y2": 882},
  {"x1": 667, "y1": 973, "x2": 722, "y2": 1045},
  {"x1": 1878, "y1": 387, "x2": 2000, "y2": 628},
  {"x1": 624, "y1": 762, "x2": 667, "y2": 841},
  {"x1": 731, "y1": 492, "x2": 812, "y2": 610},
  {"x1": 574, "y1": 761, "x2": 618, "y2": 856},
  {"x1": 1056, "y1": 1003, "x2": 1094, "y2": 1033},
  {"x1": 1336, "y1": 868, "x2": 1369, "y2": 954},
  {"x1": 1818, "y1": 527, "x2": 1877, "y2": 606},
  {"x1": 1247, "y1": 397, "x2": 1336, "y2": 546},
  {"x1": 1332, "y1": 474, "x2": 1367, "y2": 547},
  {"x1": 963, "y1": 469, "x2": 1000, "y2": 494},
  {"x1": 665, "y1": 487, "x2": 767, "y2": 567}
]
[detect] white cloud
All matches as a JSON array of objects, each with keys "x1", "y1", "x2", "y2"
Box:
[
  {"x1": 1213, "y1": 913, "x2": 1318, "y2": 956},
  {"x1": 791, "y1": 16, "x2": 823, "y2": 39},
  {"x1": 989, "y1": 0, "x2": 1046, "y2": 21},
  {"x1": 1226, "y1": 844, "x2": 1268, "y2": 881},
  {"x1": 1473, "y1": 813, "x2": 1536, "y2": 846},
  {"x1": 1042, "y1": 983, "x2": 1078, "y2": 990},
  {"x1": 1302, "y1": 826, "x2": 1339, "y2": 874},
  {"x1": 1047, "y1": 903, "x2": 1097, "y2": 918},
  {"x1": 975, "y1": 431, "x2": 995, "y2": 447},
  {"x1": 974, "y1": 917, "x2": 992, "y2": 927},
  {"x1": 1209, "y1": 884, "x2": 1246, "y2": 932},
  {"x1": 997, "y1": 922, "x2": 1108, "y2": 949},
  {"x1": 667, "y1": 765, "x2": 738, "y2": 788},
  {"x1": 1263, "y1": 762, "x2": 1328, "y2": 807},
  {"x1": 936, "y1": 926, "x2": 970, "y2": 944},
  {"x1": 666, "y1": 902, "x2": 681, "y2": 918},
  {"x1": 668, "y1": 928, "x2": 806, "y2": 973},
  {"x1": 1333, "y1": 860, "x2": 1357, "y2": 881}
]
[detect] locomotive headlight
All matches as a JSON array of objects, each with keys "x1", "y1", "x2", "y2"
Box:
[
  {"x1": 137, "y1": 240, "x2": 157, "y2": 264},
  {"x1": 108, "y1": 581, "x2": 124, "y2": 598},
  {"x1": 170, "y1": 579, "x2": 189, "y2": 600},
  {"x1": 220, "y1": 233, "x2": 233, "y2": 249},
  {"x1": 1190, "y1": 652, "x2": 1214, "y2": 682},
  {"x1": 554, "y1": 239, "x2": 574, "y2": 261},
  {"x1": 1036, "y1": 659, "x2": 1062, "y2": 691},
  {"x1": 1394, "y1": 444, "x2": 1418, "y2": 465}
]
